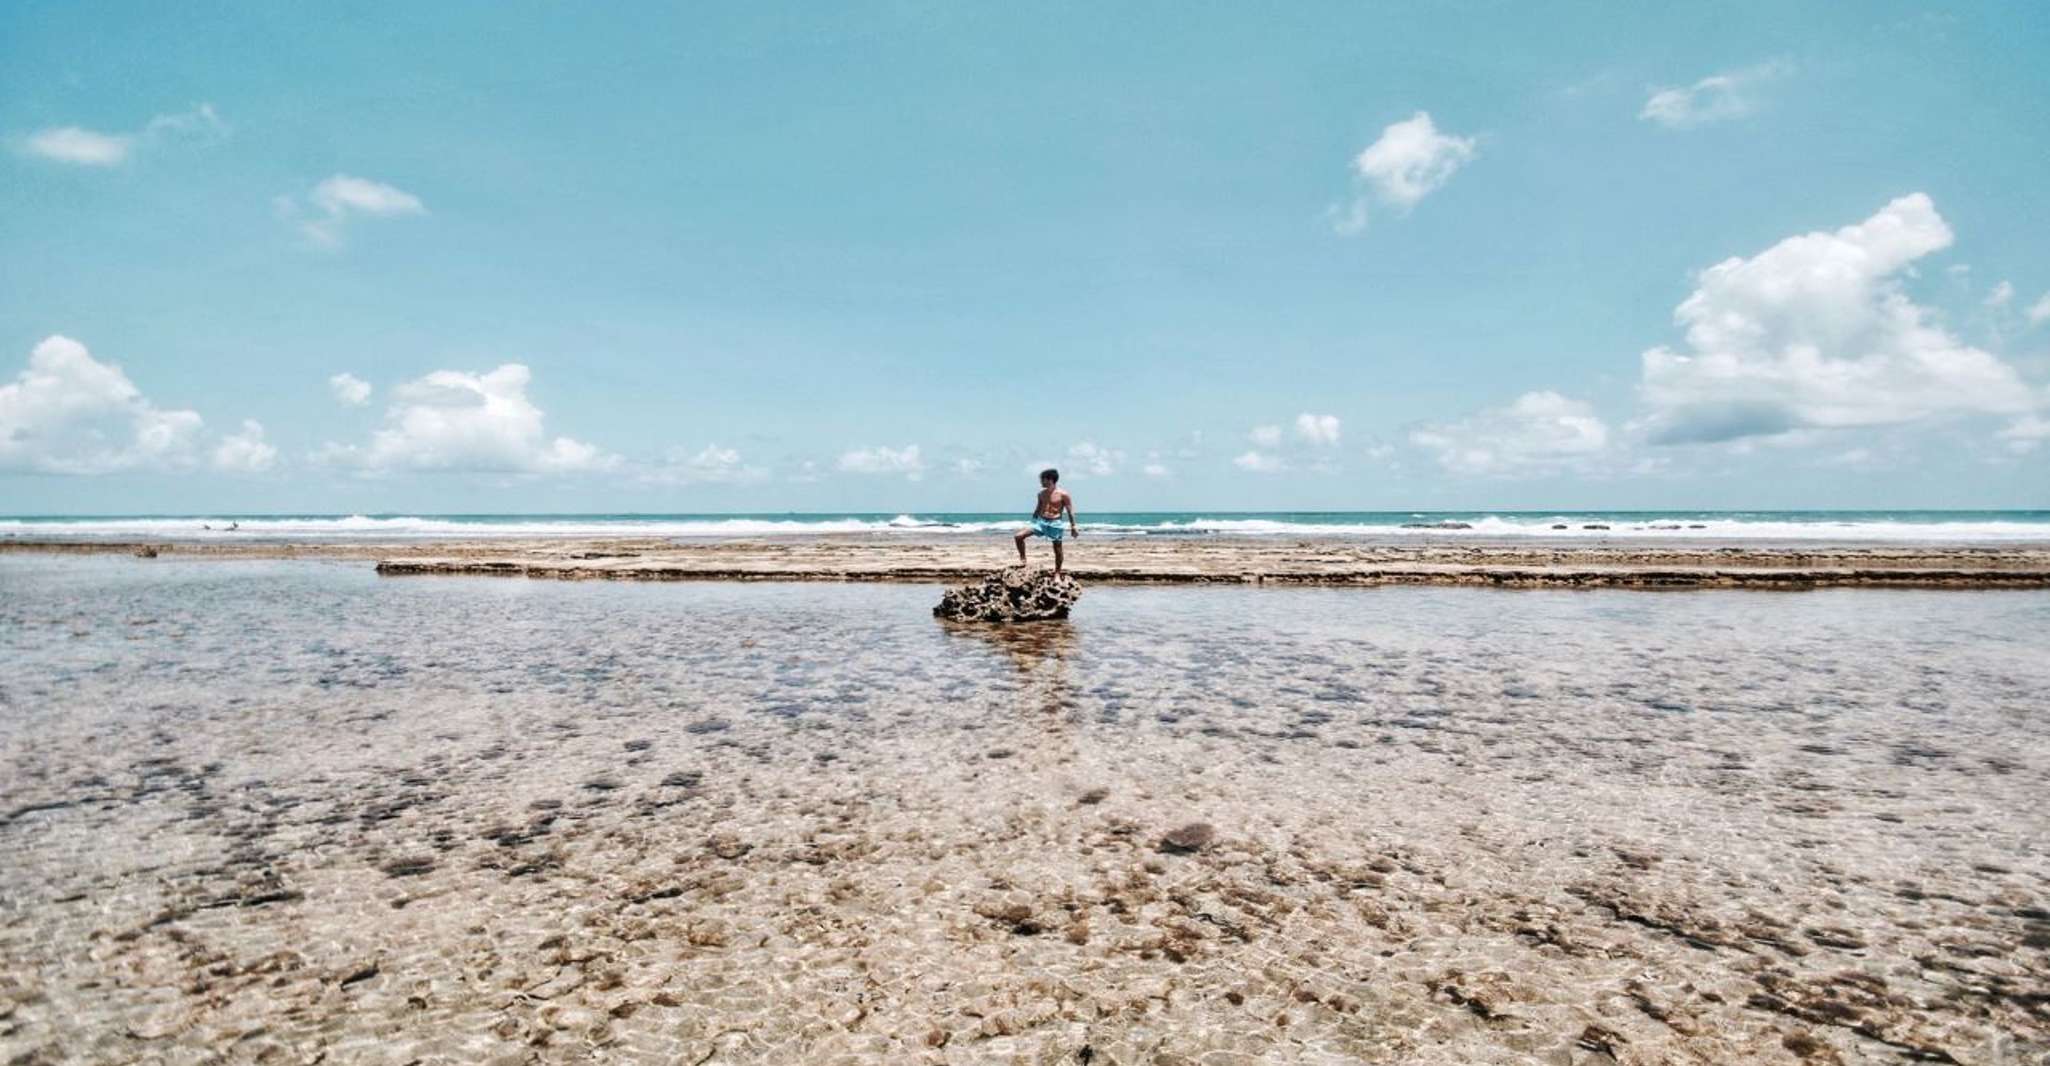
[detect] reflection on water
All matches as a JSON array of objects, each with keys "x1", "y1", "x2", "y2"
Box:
[
  {"x1": 940, "y1": 616, "x2": 1078, "y2": 671},
  {"x1": 2, "y1": 556, "x2": 2048, "y2": 1064},
  {"x1": 940, "y1": 618, "x2": 1077, "y2": 719}
]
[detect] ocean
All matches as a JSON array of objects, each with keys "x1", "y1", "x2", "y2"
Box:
[{"x1": 5, "y1": 509, "x2": 2050, "y2": 542}]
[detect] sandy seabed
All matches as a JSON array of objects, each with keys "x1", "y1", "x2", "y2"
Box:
[{"x1": 1, "y1": 555, "x2": 2047, "y2": 1065}]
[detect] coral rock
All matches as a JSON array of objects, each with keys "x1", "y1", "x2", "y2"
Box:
[{"x1": 934, "y1": 567, "x2": 1081, "y2": 623}]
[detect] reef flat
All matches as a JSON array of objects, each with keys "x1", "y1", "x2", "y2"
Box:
[{"x1": 6, "y1": 535, "x2": 2050, "y2": 588}]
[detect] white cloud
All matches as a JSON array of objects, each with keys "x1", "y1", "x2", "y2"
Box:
[
  {"x1": 1294, "y1": 412, "x2": 1342, "y2": 446},
  {"x1": 1067, "y1": 441, "x2": 1122, "y2": 477},
  {"x1": 1816, "y1": 447, "x2": 1876, "y2": 468},
  {"x1": 288, "y1": 174, "x2": 426, "y2": 246},
  {"x1": 320, "y1": 363, "x2": 613, "y2": 474},
  {"x1": 1142, "y1": 462, "x2": 1171, "y2": 478},
  {"x1": 2000, "y1": 415, "x2": 2050, "y2": 455},
  {"x1": 2027, "y1": 291, "x2": 2050, "y2": 326},
  {"x1": 143, "y1": 104, "x2": 228, "y2": 140},
  {"x1": 1984, "y1": 281, "x2": 2014, "y2": 309},
  {"x1": 328, "y1": 372, "x2": 372, "y2": 406},
  {"x1": 1333, "y1": 111, "x2": 1476, "y2": 233},
  {"x1": 133, "y1": 408, "x2": 207, "y2": 465},
  {"x1": 24, "y1": 127, "x2": 132, "y2": 166},
  {"x1": 1327, "y1": 199, "x2": 1371, "y2": 237},
  {"x1": 1233, "y1": 450, "x2": 1284, "y2": 473},
  {"x1": 1640, "y1": 61, "x2": 1791, "y2": 128},
  {"x1": 212, "y1": 420, "x2": 279, "y2": 473},
  {"x1": 0, "y1": 336, "x2": 205, "y2": 474},
  {"x1": 837, "y1": 444, "x2": 924, "y2": 480},
  {"x1": 1410, "y1": 391, "x2": 1610, "y2": 475},
  {"x1": 1637, "y1": 194, "x2": 2036, "y2": 445},
  {"x1": 1354, "y1": 112, "x2": 1477, "y2": 209},
  {"x1": 1248, "y1": 424, "x2": 1283, "y2": 448},
  {"x1": 18, "y1": 104, "x2": 226, "y2": 167},
  {"x1": 953, "y1": 457, "x2": 986, "y2": 477},
  {"x1": 646, "y1": 443, "x2": 764, "y2": 485},
  {"x1": 313, "y1": 175, "x2": 425, "y2": 217}
]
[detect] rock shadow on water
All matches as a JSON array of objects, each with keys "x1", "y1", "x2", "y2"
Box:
[
  {"x1": 938, "y1": 615, "x2": 1079, "y2": 672},
  {"x1": 938, "y1": 617, "x2": 1080, "y2": 723}
]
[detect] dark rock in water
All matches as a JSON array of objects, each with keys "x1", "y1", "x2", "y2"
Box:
[
  {"x1": 1401, "y1": 521, "x2": 1473, "y2": 530},
  {"x1": 379, "y1": 857, "x2": 435, "y2": 878},
  {"x1": 133, "y1": 546, "x2": 159, "y2": 558},
  {"x1": 1551, "y1": 524, "x2": 1569, "y2": 530},
  {"x1": 1583, "y1": 524, "x2": 1611, "y2": 530},
  {"x1": 934, "y1": 567, "x2": 1081, "y2": 622},
  {"x1": 1160, "y1": 822, "x2": 1216, "y2": 853}
]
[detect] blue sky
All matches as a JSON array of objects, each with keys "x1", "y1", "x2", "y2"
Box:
[{"x1": 3, "y1": 1, "x2": 2047, "y2": 514}]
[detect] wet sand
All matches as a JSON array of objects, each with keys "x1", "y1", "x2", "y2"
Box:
[
  {"x1": 6, "y1": 534, "x2": 2050, "y2": 587},
  {"x1": 2, "y1": 556, "x2": 2046, "y2": 1064}
]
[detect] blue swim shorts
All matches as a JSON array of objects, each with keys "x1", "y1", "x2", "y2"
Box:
[{"x1": 1028, "y1": 516, "x2": 1066, "y2": 542}]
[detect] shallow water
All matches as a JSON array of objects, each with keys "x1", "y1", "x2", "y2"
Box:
[{"x1": 1, "y1": 557, "x2": 2046, "y2": 1064}]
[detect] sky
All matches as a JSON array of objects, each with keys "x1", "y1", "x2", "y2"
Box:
[{"x1": 3, "y1": 1, "x2": 2048, "y2": 514}]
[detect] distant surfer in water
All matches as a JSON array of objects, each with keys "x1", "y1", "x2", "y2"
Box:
[{"x1": 1014, "y1": 467, "x2": 1078, "y2": 572}]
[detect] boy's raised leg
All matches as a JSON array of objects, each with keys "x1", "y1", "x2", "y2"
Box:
[{"x1": 1014, "y1": 529, "x2": 1030, "y2": 565}]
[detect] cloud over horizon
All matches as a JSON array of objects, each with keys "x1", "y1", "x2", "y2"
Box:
[
  {"x1": 1635, "y1": 193, "x2": 2037, "y2": 446},
  {"x1": 1410, "y1": 390, "x2": 1610, "y2": 475},
  {"x1": 0, "y1": 336, "x2": 207, "y2": 474},
  {"x1": 643, "y1": 443, "x2": 766, "y2": 485},
  {"x1": 212, "y1": 420, "x2": 279, "y2": 473},
  {"x1": 319, "y1": 364, "x2": 614, "y2": 474},
  {"x1": 1295, "y1": 413, "x2": 1342, "y2": 446},
  {"x1": 837, "y1": 444, "x2": 924, "y2": 480},
  {"x1": 1066, "y1": 441, "x2": 1121, "y2": 477}
]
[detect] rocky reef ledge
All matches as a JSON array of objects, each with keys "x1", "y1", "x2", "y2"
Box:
[
  {"x1": 934, "y1": 567, "x2": 1081, "y2": 622},
  {"x1": 6, "y1": 536, "x2": 2050, "y2": 588}
]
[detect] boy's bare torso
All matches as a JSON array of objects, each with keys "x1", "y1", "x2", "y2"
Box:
[{"x1": 1035, "y1": 487, "x2": 1070, "y2": 520}]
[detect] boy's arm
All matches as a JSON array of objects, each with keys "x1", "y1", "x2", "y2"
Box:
[{"x1": 1064, "y1": 494, "x2": 1079, "y2": 533}]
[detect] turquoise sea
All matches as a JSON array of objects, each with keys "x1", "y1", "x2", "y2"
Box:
[{"x1": 3, "y1": 510, "x2": 2049, "y2": 542}]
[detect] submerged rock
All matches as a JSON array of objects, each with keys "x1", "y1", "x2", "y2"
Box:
[
  {"x1": 1160, "y1": 822, "x2": 1216, "y2": 853},
  {"x1": 934, "y1": 567, "x2": 1081, "y2": 623}
]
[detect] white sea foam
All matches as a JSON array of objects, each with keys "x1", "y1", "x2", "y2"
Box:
[
  {"x1": 0, "y1": 515, "x2": 921, "y2": 539},
  {"x1": 1, "y1": 513, "x2": 2046, "y2": 542}
]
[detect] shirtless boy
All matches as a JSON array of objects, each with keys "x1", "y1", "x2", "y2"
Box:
[{"x1": 1014, "y1": 467, "x2": 1079, "y2": 571}]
